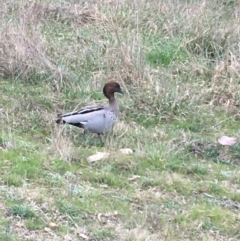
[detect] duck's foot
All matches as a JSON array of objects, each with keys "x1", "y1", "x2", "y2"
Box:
[{"x1": 83, "y1": 129, "x2": 87, "y2": 136}]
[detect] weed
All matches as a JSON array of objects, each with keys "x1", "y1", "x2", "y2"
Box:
[{"x1": 9, "y1": 205, "x2": 35, "y2": 218}]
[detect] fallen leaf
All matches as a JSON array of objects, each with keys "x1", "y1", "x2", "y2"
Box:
[
  {"x1": 15, "y1": 222, "x2": 24, "y2": 228},
  {"x1": 64, "y1": 234, "x2": 73, "y2": 241},
  {"x1": 105, "y1": 210, "x2": 119, "y2": 217},
  {"x1": 87, "y1": 152, "x2": 110, "y2": 163},
  {"x1": 128, "y1": 175, "x2": 140, "y2": 181},
  {"x1": 97, "y1": 211, "x2": 119, "y2": 222},
  {"x1": 44, "y1": 227, "x2": 52, "y2": 233},
  {"x1": 79, "y1": 233, "x2": 89, "y2": 240},
  {"x1": 218, "y1": 136, "x2": 237, "y2": 146},
  {"x1": 97, "y1": 213, "x2": 103, "y2": 222},
  {"x1": 119, "y1": 148, "x2": 133, "y2": 154}
]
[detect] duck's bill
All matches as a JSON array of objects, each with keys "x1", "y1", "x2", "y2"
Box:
[{"x1": 119, "y1": 88, "x2": 124, "y2": 94}]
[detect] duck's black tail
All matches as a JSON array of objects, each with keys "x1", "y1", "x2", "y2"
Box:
[
  {"x1": 56, "y1": 118, "x2": 84, "y2": 129},
  {"x1": 56, "y1": 118, "x2": 66, "y2": 124}
]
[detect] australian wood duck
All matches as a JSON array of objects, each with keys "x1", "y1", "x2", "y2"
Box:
[{"x1": 56, "y1": 81, "x2": 124, "y2": 143}]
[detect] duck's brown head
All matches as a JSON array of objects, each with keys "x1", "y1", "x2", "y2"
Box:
[{"x1": 103, "y1": 81, "x2": 124, "y2": 101}]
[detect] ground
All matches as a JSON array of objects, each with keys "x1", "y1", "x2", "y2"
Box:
[{"x1": 0, "y1": 0, "x2": 240, "y2": 240}]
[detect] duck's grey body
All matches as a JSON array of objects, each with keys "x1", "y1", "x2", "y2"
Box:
[
  {"x1": 57, "y1": 102, "x2": 119, "y2": 134},
  {"x1": 56, "y1": 81, "x2": 123, "y2": 143}
]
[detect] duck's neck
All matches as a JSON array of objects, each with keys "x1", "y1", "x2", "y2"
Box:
[{"x1": 109, "y1": 97, "x2": 119, "y2": 110}]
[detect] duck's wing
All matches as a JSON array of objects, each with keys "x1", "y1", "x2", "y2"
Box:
[
  {"x1": 56, "y1": 106, "x2": 114, "y2": 133},
  {"x1": 57, "y1": 104, "x2": 105, "y2": 117},
  {"x1": 56, "y1": 104, "x2": 106, "y2": 127},
  {"x1": 74, "y1": 104, "x2": 106, "y2": 115}
]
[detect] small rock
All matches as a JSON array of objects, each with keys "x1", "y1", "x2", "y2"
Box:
[
  {"x1": 87, "y1": 152, "x2": 110, "y2": 163},
  {"x1": 119, "y1": 148, "x2": 133, "y2": 154},
  {"x1": 48, "y1": 222, "x2": 58, "y2": 228}
]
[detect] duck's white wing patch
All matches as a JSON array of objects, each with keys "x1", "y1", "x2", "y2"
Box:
[
  {"x1": 77, "y1": 104, "x2": 105, "y2": 114},
  {"x1": 58, "y1": 104, "x2": 105, "y2": 118}
]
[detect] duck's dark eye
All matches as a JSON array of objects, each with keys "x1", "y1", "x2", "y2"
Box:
[{"x1": 114, "y1": 83, "x2": 120, "y2": 89}]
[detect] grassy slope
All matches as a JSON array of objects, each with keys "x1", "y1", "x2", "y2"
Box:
[{"x1": 0, "y1": 0, "x2": 240, "y2": 240}]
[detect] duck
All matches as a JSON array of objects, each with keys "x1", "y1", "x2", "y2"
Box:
[{"x1": 56, "y1": 81, "x2": 124, "y2": 143}]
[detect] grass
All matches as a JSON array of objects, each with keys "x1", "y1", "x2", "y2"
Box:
[{"x1": 0, "y1": 0, "x2": 240, "y2": 240}]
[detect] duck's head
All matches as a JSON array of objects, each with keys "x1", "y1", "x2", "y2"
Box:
[{"x1": 103, "y1": 81, "x2": 124, "y2": 101}]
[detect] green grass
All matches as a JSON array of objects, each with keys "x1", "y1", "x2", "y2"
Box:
[
  {"x1": 0, "y1": 0, "x2": 240, "y2": 240},
  {"x1": 145, "y1": 37, "x2": 187, "y2": 67},
  {"x1": 9, "y1": 205, "x2": 36, "y2": 218}
]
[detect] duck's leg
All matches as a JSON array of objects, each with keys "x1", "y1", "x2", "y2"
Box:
[
  {"x1": 97, "y1": 133, "x2": 103, "y2": 144},
  {"x1": 83, "y1": 129, "x2": 87, "y2": 141}
]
